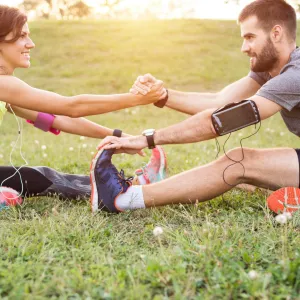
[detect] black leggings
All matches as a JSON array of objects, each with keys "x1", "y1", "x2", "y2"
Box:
[
  {"x1": 0, "y1": 166, "x2": 90, "y2": 200},
  {"x1": 296, "y1": 148, "x2": 300, "y2": 188}
]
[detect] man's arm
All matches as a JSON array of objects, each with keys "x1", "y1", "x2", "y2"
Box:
[
  {"x1": 98, "y1": 95, "x2": 282, "y2": 152},
  {"x1": 132, "y1": 74, "x2": 261, "y2": 115}
]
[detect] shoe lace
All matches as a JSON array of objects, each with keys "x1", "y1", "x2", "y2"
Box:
[{"x1": 115, "y1": 169, "x2": 133, "y2": 189}]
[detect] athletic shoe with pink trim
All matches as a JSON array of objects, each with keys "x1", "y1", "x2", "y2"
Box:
[
  {"x1": 135, "y1": 146, "x2": 167, "y2": 184},
  {"x1": 267, "y1": 186, "x2": 300, "y2": 214}
]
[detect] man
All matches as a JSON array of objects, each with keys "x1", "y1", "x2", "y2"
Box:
[{"x1": 90, "y1": 0, "x2": 300, "y2": 213}]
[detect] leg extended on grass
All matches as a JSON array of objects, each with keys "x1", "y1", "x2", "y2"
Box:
[{"x1": 142, "y1": 147, "x2": 299, "y2": 208}]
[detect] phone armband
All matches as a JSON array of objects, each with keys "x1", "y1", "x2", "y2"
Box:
[{"x1": 211, "y1": 100, "x2": 260, "y2": 136}]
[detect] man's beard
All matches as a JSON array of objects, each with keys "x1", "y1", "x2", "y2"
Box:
[{"x1": 250, "y1": 38, "x2": 279, "y2": 72}]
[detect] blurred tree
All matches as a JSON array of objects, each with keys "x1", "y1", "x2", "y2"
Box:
[
  {"x1": 66, "y1": 1, "x2": 91, "y2": 18},
  {"x1": 21, "y1": 0, "x2": 90, "y2": 18}
]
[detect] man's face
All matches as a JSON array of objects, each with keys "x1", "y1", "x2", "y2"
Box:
[
  {"x1": 0, "y1": 23, "x2": 35, "y2": 72},
  {"x1": 240, "y1": 16, "x2": 279, "y2": 72}
]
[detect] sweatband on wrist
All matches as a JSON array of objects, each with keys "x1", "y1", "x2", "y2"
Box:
[
  {"x1": 113, "y1": 129, "x2": 122, "y2": 137},
  {"x1": 26, "y1": 112, "x2": 60, "y2": 135}
]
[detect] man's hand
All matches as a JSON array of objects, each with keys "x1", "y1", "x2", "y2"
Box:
[
  {"x1": 97, "y1": 135, "x2": 148, "y2": 155},
  {"x1": 130, "y1": 73, "x2": 167, "y2": 101}
]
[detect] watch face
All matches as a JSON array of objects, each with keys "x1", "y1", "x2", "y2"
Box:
[{"x1": 143, "y1": 129, "x2": 155, "y2": 136}]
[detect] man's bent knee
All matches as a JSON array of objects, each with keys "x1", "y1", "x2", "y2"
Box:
[{"x1": 216, "y1": 147, "x2": 256, "y2": 186}]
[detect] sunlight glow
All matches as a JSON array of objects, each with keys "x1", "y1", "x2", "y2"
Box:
[{"x1": 1, "y1": 0, "x2": 298, "y2": 20}]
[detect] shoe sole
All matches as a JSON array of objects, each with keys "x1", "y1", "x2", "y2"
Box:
[
  {"x1": 267, "y1": 186, "x2": 300, "y2": 214},
  {"x1": 90, "y1": 148, "x2": 104, "y2": 212}
]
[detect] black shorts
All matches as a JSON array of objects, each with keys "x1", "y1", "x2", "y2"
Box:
[{"x1": 296, "y1": 148, "x2": 300, "y2": 188}]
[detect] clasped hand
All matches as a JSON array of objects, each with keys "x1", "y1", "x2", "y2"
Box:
[{"x1": 97, "y1": 74, "x2": 164, "y2": 155}]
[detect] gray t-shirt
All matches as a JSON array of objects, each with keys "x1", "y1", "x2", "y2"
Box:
[{"x1": 248, "y1": 47, "x2": 300, "y2": 137}]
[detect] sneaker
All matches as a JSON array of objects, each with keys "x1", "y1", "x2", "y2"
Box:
[
  {"x1": 135, "y1": 146, "x2": 167, "y2": 184},
  {"x1": 0, "y1": 187, "x2": 23, "y2": 211},
  {"x1": 90, "y1": 149, "x2": 133, "y2": 213},
  {"x1": 267, "y1": 186, "x2": 300, "y2": 214}
]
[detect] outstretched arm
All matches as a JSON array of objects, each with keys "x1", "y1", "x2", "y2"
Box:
[
  {"x1": 97, "y1": 95, "x2": 282, "y2": 152},
  {"x1": 8, "y1": 105, "x2": 129, "y2": 138},
  {"x1": 131, "y1": 74, "x2": 261, "y2": 115},
  {"x1": 0, "y1": 76, "x2": 165, "y2": 118}
]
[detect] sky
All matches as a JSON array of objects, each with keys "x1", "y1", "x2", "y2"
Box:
[{"x1": 0, "y1": 0, "x2": 264, "y2": 19}]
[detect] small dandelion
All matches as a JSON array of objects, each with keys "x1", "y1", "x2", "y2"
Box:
[
  {"x1": 43, "y1": 153, "x2": 47, "y2": 158},
  {"x1": 82, "y1": 144, "x2": 87, "y2": 148},
  {"x1": 275, "y1": 213, "x2": 288, "y2": 224},
  {"x1": 248, "y1": 270, "x2": 259, "y2": 279},
  {"x1": 80, "y1": 136, "x2": 85, "y2": 140},
  {"x1": 90, "y1": 151, "x2": 95, "y2": 155},
  {"x1": 69, "y1": 147, "x2": 74, "y2": 151},
  {"x1": 34, "y1": 140, "x2": 39, "y2": 144},
  {"x1": 41, "y1": 145, "x2": 47, "y2": 150},
  {"x1": 153, "y1": 226, "x2": 163, "y2": 236}
]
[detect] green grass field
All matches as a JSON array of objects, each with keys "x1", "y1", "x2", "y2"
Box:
[{"x1": 0, "y1": 20, "x2": 300, "y2": 299}]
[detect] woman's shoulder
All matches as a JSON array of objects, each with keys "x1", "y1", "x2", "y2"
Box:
[{"x1": 0, "y1": 75, "x2": 26, "y2": 88}]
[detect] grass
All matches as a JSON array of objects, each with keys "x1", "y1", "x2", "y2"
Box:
[{"x1": 0, "y1": 19, "x2": 300, "y2": 299}]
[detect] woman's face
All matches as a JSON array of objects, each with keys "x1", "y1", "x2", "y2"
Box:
[{"x1": 0, "y1": 23, "x2": 35, "y2": 74}]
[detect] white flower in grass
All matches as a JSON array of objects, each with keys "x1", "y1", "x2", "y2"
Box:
[
  {"x1": 0, "y1": 154, "x2": 3, "y2": 159},
  {"x1": 43, "y1": 153, "x2": 47, "y2": 158},
  {"x1": 82, "y1": 144, "x2": 87, "y2": 148},
  {"x1": 69, "y1": 147, "x2": 74, "y2": 151},
  {"x1": 41, "y1": 145, "x2": 47, "y2": 150},
  {"x1": 90, "y1": 151, "x2": 95, "y2": 155},
  {"x1": 153, "y1": 226, "x2": 163, "y2": 236},
  {"x1": 80, "y1": 136, "x2": 85, "y2": 140},
  {"x1": 34, "y1": 140, "x2": 39, "y2": 144},
  {"x1": 275, "y1": 213, "x2": 288, "y2": 224},
  {"x1": 283, "y1": 212, "x2": 292, "y2": 220},
  {"x1": 248, "y1": 270, "x2": 259, "y2": 279},
  {"x1": 280, "y1": 132, "x2": 285, "y2": 136}
]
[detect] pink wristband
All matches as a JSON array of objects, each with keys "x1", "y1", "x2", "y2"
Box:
[{"x1": 26, "y1": 112, "x2": 60, "y2": 135}]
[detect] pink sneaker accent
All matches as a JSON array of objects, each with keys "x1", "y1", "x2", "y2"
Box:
[{"x1": 135, "y1": 146, "x2": 167, "y2": 184}]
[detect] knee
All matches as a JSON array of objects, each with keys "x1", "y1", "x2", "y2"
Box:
[{"x1": 217, "y1": 147, "x2": 258, "y2": 184}]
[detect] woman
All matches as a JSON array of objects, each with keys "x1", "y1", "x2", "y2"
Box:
[{"x1": 0, "y1": 5, "x2": 167, "y2": 206}]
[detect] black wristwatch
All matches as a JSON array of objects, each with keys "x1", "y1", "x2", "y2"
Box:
[
  {"x1": 113, "y1": 129, "x2": 122, "y2": 137},
  {"x1": 142, "y1": 129, "x2": 156, "y2": 149},
  {"x1": 154, "y1": 89, "x2": 168, "y2": 108}
]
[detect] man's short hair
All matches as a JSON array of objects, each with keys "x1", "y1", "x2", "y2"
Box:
[{"x1": 238, "y1": 0, "x2": 297, "y2": 41}]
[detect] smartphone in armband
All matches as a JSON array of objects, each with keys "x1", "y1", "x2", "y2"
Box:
[{"x1": 211, "y1": 100, "x2": 260, "y2": 136}]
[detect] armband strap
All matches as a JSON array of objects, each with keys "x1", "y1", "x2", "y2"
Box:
[{"x1": 26, "y1": 113, "x2": 60, "y2": 135}]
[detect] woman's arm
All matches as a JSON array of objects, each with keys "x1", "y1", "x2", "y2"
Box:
[
  {"x1": 7, "y1": 105, "x2": 129, "y2": 138},
  {"x1": 0, "y1": 76, "x2": 165, "y2": 117}
]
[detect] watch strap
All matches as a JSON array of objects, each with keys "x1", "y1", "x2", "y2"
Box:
[
  {"x1": 146, "y1": 134, "x2": 155, "y2": 149},
  {"x1": 113, "y1": 129, "x2": 122, "y2": 137}
]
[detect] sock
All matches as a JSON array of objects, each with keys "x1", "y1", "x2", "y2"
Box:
[
  {"x1": 137, "y1": 174, "x2": 147, "y2": 185},
  {"x1": 115, "y1": 185, "x2": 145, "y2": 211}
]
